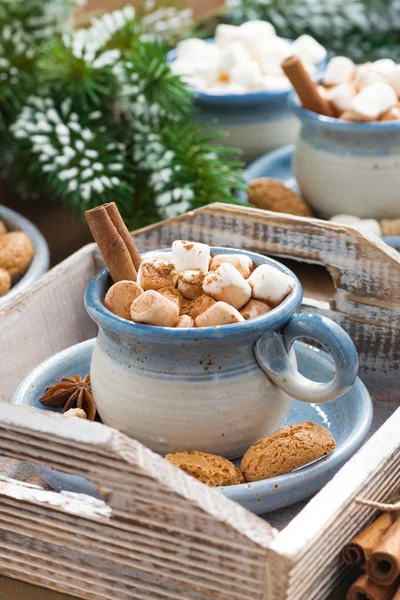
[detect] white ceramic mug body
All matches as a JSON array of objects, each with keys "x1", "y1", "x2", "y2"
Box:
[
  {"x1": 90, "y1": 331, "x2": 293, "y2": 458},
  {"x1": 289, "y1": 93, "x2": 400, "y2": 219},
  {"x1": 85, "y1": 248, "x2": 358, "y2": 458}
]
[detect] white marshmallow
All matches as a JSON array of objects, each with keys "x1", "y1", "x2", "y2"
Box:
[
  {"x1": 330, "y1": 215, "x2": 381, "y2": 236},
  {"x1": 239, "y1": 19, "x2": 276, "y2": 37},
  {"x1": 191, "y1": 59, "x2": 219, "y2": 88},
  {"x1": 137, "y1": 258, "x2": 177, "y2": 291},
  {"x1": 230, "y1": 60, "x2": 264, "y2": 90},
  {"x1": 181, "y1": 73, "x2": 205, "y2": 90},
  {"x1": 388, "y1": 65, "x2": 400, "y2": 96},
  {"x1": 223, "y1": 83, "x2": 247, "y2": 94},
  {"x1": 372, "y1": 58, "x2": 396, "y2": 78},
  {"x1": 171, "y1": 240, "x2": 210, "y2": 273},
  {"x1": 203, "y1": 263, "x2": 251, "y2": 309},
  {"x1": 374, "y1": 82, "x2": 398, "y2": 113},
  {"x1": 219, "y1": 41, "x2": 250, "y2": 75},
  {"x1": 130, "y1": 290, "x2": 179, "y2": 327},
  {"x1": 248, "y1": 264, "x2": 294, "y2": 307},
  {"x1": 240, "y1": 299, "x2": 271, "y2": 320},
  {"x1": 262, "y1": 75, "x2": 291, "y2": 92},
  {"x1": 351, "y1": 82, "x2": 397, "y2": 120},
  {"x1": 261, "y1": 38, "x2": 293, "y2": 75},
  {"x1": 143, "y1": 251, "x2": 173, "y2": 262},
  {"x1": 329, "y1": 83, "x2": 357, "y2": 114},
  {"x1": 194, "y1": 301, "x2": 245, "y2": 327},
  {"x1": 291, "y1": 35, "x2": 327, "y2": 65},
  {"x1": 189, "y1": 294, "x2": 216, "y2": 319},
  {"x1": 176, "y1": 314, "x2": 194, "y2": 328},
  {"x1": 170, "y1": 58, "x2": 194, "y2": 77},
  {"x1": 176, "y1": 38, "x2": 209, "y2": 60},
  {"x1": 176, "y1": 269, "x2": 205, "y2": 300},
  {"x1": 323, "y1": 57, "x2": 355, "y2": 86},
  {"x1": 355, "y1": 64, "x2": 383, "y2": 91},
  {"x1": 303, "y1": 62, "x2": 318, "y2": 75},
  {"x1": 215, "y1": 24, "x2": 240, "y2": 49},
  {"x1": 357, "y1": 219, "x2": 382, "y2": 236},
  {"x1": 210, "y1": 254, "x2": 254, "y2": 279},
  {"x1": 239, "y1": 21, "x2": 276, "y2": 58},
  {"x1": 340, "y1": 109, "x2": 374, "y2": 122},
  {"x1": 329, "y1": 214, "x2": 362, "y2": 226}
]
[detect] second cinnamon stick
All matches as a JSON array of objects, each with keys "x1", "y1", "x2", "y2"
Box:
[
  {"x1": 347, "y1": 574, "x2": 398, "y2": 600},
  {"x1": 86, "y1": 206, "x2": 137, "y2": 283},
  {"x1": 104, "y1": 202, "x2": 142, "y2": 271},
  {"x1": 282, "y1": 55, "x2": 334, "y2": 117},
  {"x1": 342, "y1": 513, "x2": 397, "y2": 565},
  {"x1": 367, "y1": 517, "x2": 400, "y2": 586}
]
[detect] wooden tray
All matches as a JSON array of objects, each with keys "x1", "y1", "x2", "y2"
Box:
[{"x1": 0, "y1": 204, "x2": 399, "y2": 600}]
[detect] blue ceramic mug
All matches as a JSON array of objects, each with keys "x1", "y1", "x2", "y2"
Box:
[
  {"x1": 288, "y1": 91, "x2": 400, "y2": 219},
  {"x1": 85, "y1": 247, "x2": 358, "y2": 458}
]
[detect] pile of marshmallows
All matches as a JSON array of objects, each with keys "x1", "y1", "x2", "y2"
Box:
[
  {"x1": 320, "y1": 57, "x2": 400, "y2": 121},
  {"x1": 170, "y1": 21, "x2": 326, "y2": 94},
  {"x1": 104, "y1": 240, "x2": 294, "y2": 328}
]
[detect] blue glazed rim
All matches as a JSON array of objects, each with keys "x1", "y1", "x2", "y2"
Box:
[
  {"x1": 85, "y1": 247, "x2": 303, "y2": 342},
  {"x1": 288, "y1": 91, "x2": 400, "y2": 132},
  {"x1": 168, "y1": 39, "x2": 327, "y2": 107},
  {"x1": 0, "y1": 204, "x2": 50, "y2": 309}
]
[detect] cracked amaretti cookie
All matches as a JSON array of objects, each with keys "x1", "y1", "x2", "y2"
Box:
[{"x1": 241, "y1": 421, "x2": 336, "y2": 482}]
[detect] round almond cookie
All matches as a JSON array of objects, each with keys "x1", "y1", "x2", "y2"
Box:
[
  {"x1": 0, "y1": 231, "x2": 34, "y2": 280},
  {"x1": 0, "y1": 268, "x2": 11, "y2": 296},
  {"x1": 241, "y1": 421, "x2": 336, "y2": 482},
  {"x1": 165, "y1": 450, "x2": 244, "y2": 487}
]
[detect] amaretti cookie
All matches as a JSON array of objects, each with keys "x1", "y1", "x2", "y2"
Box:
[
  {"x1": 241, "y1": 421, "x2": 336, "y2": 482},
  {"x1": 0, "y1": 231, "x2": 34, "y2": 280},
  {"x1": 165, "y1": 450, "x2": 244, "y2": 487}
]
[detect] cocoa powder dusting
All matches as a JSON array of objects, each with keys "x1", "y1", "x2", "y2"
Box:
[
  {"x1": 182, "y1": 241, "x2": 194, "y2": 251},
  {"x1": 182, "y1": 294, "x2": 216, "y2": 319},
  {"x1": 159, "y1": 287, "x2": 182, "y2": 307}
]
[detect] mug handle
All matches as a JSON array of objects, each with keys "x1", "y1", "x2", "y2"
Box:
[{"x1": 255, "y1": 312, "x2": 359, "y2": 404}]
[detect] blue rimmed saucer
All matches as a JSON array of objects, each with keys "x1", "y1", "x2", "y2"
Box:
[
  {"x1": 13, "y1": 338, "x2": 372, "y2": 515},
  {"x1": 244, "y1": 145, "x2": 400, "y2": 250}
]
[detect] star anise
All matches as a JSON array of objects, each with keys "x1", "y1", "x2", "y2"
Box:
[{"x1": 39, "y1": 374, "x2": 96, "y2": 421}]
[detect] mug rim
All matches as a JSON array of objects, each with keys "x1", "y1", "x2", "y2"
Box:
[
  {"x1": 167, "y1": 39, "x2": 326, "y2": 107},
  {"x1": 84, "y1": 247, "x2": 303, "y2": 341},
  {"x1": 288, "y1": 91, "x2": 400, "y2": 132}
]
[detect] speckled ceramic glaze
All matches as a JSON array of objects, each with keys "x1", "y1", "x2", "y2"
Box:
[
  {"x1": 289, "y1": 93, "x2": 400, "y2": 219},
  {"x1": 85, "y1": 247, "x2": 358, "y2": 458},
  {"x1": 168, "y1": 41, "x2": 326, "y2": 162},
  {"x1": 12, "y1": 338, "x2": 372, "y2": 513},
  {"x1": 0, "y1": 205, "x2": 49, "y2": 309}
]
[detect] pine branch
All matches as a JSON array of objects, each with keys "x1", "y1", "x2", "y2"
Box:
[{"x1": 8, "y1": 96, "x2": 134, "y2": 213}]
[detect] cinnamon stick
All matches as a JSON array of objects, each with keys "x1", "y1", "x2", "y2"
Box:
[
  {"x1": 347, "y1": 574, "x2": 398, "y2": 600},
  {"x1": 85, "y1": 206, "x2": 137, "y2": 282},
  {"x1": 281, "y1": 55, "x2": 335, "y2": 117},
  {"x1": 392, "y1": 585, "x2": 400, "y2": 599},
  {"x1": 367, "y1": 517, "x2": 400, "y2": 586},
  {"x1": 342, "y1": 513, "x2": 397, "y2": 565},
  {"x1": 104, "y1": 202, "x2": 142, "y2": 271}
]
